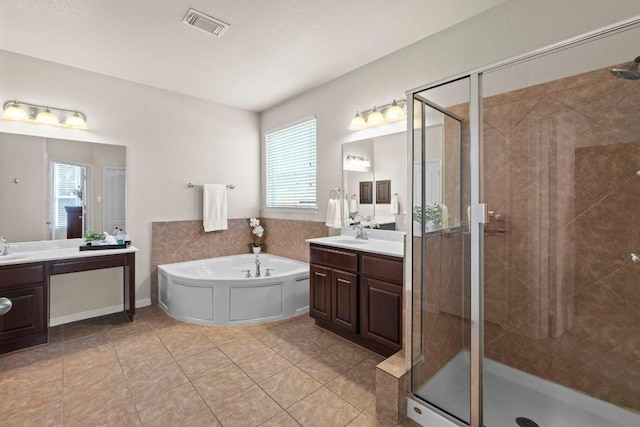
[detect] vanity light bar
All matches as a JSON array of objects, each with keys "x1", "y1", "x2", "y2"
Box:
[
  {"x1": 349, "y1": 99, "x2": 406, "y2": 131},
  {"x1": 1, "y1": 100, "x2": 88, "y2": 130}
]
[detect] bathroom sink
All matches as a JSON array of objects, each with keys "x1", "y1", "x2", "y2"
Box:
[{"x1": 334, "y1": 239, "x2": 368, "y2": 245}]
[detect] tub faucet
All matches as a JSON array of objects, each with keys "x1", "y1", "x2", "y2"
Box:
[
  {"x1": 255, "y1": 255, "x2": 261, "y2": 278},
  {"x1": 0, "y1": 236, "x2": 9, "y2": 256}
]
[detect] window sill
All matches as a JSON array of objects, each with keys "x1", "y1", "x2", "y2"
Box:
[{"x1": 262, "y1": 206, "x2": 318, "y2": 214}]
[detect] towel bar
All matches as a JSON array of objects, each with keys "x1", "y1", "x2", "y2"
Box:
[{"x1": 188, "y1": 182, "x2": 235, "y2": 189}]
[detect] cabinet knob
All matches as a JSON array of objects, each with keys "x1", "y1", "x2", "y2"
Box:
[{"x1": 0, "y1": 297, "x2": 12, "y2": 316}]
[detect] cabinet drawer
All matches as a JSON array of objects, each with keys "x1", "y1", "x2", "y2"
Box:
[
  {"x1": 310, "y1": 246, "x2": 358, "y2": 272},
  {"x1": 360, "y1": 255, "x2": 403, "y2": 284},
  {"x1": 0, "y1": 264, "x2": 45, "y2": 289}
]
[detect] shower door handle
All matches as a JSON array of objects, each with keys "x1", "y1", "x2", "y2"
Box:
[
  {"x1": 0, "y1": 297, "x2": 12, "y2": 316},
  {"x1": 632, "y1": 253, "x2": 640, "y2": 264}
]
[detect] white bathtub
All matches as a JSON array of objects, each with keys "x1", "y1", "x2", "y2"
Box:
[{"x1": 158, "y1": 254, "x2": 310, "y2": 325}]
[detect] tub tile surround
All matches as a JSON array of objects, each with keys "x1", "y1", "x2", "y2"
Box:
[
  {"x1": 414, "y1": 64, "x2": 640, "y2": 413},
  {"x1": 150, "y1": 218, "x2": 328, "y2": 303},
  {"x1": 0, "y1": 306, "x2": 419, "y2": 426}
]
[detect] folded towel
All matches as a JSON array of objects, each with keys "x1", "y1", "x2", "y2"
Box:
[
  {"x1": 325, "y1": 199, "x2": 342, "y2": 228},
  {"x1": 349, "y1": 197, "x2": 358, "y2": 214},
  {"x1": 390, "y1": 194, "x2": 399, "y2": 215},
  {"x1": 203, "y1": 184, "x2": 228, "y2": 232}
]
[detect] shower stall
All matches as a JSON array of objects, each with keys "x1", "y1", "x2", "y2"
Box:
[{"x1": 408, "y1": 17, "x2": 640, "y2": 427}]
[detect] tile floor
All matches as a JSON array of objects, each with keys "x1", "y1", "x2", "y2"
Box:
[{"x1": 0, "y1": 306, "x2": 418, "y2": 427}]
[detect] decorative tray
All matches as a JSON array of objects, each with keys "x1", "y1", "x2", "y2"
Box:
[{"x1": 79, "y1": 242, "x2": 131, "y2": 251}]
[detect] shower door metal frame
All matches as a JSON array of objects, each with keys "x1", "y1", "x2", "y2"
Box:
[{"x1": 406, "y1": 13, "x2": 640, "y2": 427}]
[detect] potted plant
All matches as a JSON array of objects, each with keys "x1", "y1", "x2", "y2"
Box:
[
  {"x1": 413, "y1": 203, "x2": 442, "y2": 232},
  {"x1": 82, "y1": 229, "x2": 103, "y2": 245},
  {"x1": 249, "y1": 218, "x2": 265, "y2": 253}
]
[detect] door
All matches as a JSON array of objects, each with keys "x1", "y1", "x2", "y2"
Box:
[
  {"x1": 360, "y1": 277, "x2": 402, "y2": 352},
  {"x1": 410, "y1": 77, "x2": 472, "y2": 424},
  {"x1": 103, "y1": 166, "x2": 125, "y2": 233},
  {"x1": 310, "y1": 264, "x2": 331, "y2": 322},
  {"x1": 331, "y1": 269, "x2": 358, "y2": 332}
]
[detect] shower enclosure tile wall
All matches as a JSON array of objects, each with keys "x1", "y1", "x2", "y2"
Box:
[{"x1": 481, "y1": 64, "x2": 640, "y2": 411}]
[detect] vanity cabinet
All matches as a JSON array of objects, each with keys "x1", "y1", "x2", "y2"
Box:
[
  {"x1": 309, "y1": 244, "x2": 403, "y2": 356},
  {"x1": 0, "y1": 263, "x2": 49, "y2": 354}
]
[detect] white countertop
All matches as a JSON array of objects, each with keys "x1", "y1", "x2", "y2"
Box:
[
  {"x1": 0, "y1": 238, "x2": 138, "y2": 267},
  {"x1": 306, "y1": 229, "x2": 405, "y2": 258}
]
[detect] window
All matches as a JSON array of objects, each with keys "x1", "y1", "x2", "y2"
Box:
[
  {"x1": 52, "y1": 162, "x2": 85, "y2": 228},
  {"x1": 265, "y1": 117, "x2": 317, "y2": 209}
]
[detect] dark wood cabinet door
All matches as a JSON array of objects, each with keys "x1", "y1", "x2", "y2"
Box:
[
  {"x1": 0, "y1": 284, "x2": 47, "y2": 354},
  {"x1": 331, "y1": 269, "x2": 358, "y2": 333},
  {"x1": 310, "y1": 264, "x2": 332, "y2": 323},
  {"x1": 360, "y1": 277, "x2": 402, "y2": 352},
  {"x1": 65, "y1": 205, "x2": 83, "y2": 238}
]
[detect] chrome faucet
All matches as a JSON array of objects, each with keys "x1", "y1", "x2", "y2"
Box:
[
  {"x1": 255, "y1": 255, "x2": 261, "y2": 277},
  {"x1": 352, "y1": 224, "x2": 369, "y2": 240},
  {"x1": 0, "y1": 236, "x2": 9, "y2": 256}
]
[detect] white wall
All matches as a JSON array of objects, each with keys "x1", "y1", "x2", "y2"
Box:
[
  {"x1": 0, "y1": 49, "x2": 260, "y2": 315},
  {"x1": 260, "y1": 0, "x2": 640, "y2": 224}
]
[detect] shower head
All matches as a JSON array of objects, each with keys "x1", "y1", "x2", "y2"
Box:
[{"x1": 610, "y1": 56, "x2": 640, "y2": 80}]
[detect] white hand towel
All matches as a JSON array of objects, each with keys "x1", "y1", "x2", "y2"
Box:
[
  {"x1": 390, "y1": 194, "x2": 399, "y2": 215},
  {"x1": 343, "y1": 198, "x2": 350, "y2": 226},
  {"x1": 325, "y1": 199, "x2": 341, "y2": 228},
  {"x1": 349, "y1": 197, "x2": 358, "y2": 214},
  {"x1": 203, "y1": 184, "x2": 228, "y2": 232}
]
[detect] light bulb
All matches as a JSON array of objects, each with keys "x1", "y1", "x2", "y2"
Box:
[
  {"x1": 349, "y1": 111, "x2": 366, "y2": 130},
  {"x1": 367, "y1": 107, "x2": 385, "y2": 127},
  {"x1": 1, "y1": 103, "x2": 28, "y2": 121},
  {"x1": 384, "y1": 100, "x2": 405, "y2": 122},
  {"x1": 64, "y1": 112, "x2": 88, "y2": 130},
  {"x1": 35, "y1": 108, "x2": 59, "y2": 126}
]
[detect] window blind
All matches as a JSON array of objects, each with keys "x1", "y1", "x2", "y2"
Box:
[{"x1": 266, "y1": 117, "x2": 317, "y2": 208}]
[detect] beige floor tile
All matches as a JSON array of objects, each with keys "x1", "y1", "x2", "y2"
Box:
[
  {"x1": 260, "y1": 411, "x2": 301, "y2": 426},
  {"x1": 177, "y1": 409, "x2": 222, "y2": 426},
  {"x1": 237, "y1": 348, "x2": 293, "y2": 382},
  {"x1": 251, "y1": 327, "x2": 292, "y2": 348},
  {"x1": 177, "y1": 347, "x2": 233, "y2": 380},
  {"x1": 327, "y1": 370, "x2": 376, "y2": 413},
  {"x1": 0, "y1": 401, "x2": 62, "y2": 427},
  {"x1": 161, "y1": 332, "x2": 216, "y2": 360},
  {"x1": 63, "y1": 381, "x2": 136, "y2": 426},
  {"x1": 288, "y1": 387, "x2": 360, "y2": 427},
  {"x1": 126, "y1": 360, "x2": 189, "y2": 403},
  {"x1": 63, "y1": 360, "x2": 125, "y2": 401},
  {"x1": 201, "y1": 325, "x2": 252, "y2": 345},
  {"x1": 209, "y1": 384, "x2": 282, "y2": 427},
  {"x1": 63, "y1": 333, "x2": 118, "y2": 377},
  {"x1": 63, "y1": 317, "x2": 108, "y2": 343},
  {"x1": 297, "y1": 349, "x2": 353, "y2": 384},
  {"x1": 193, "y1": 364, "x2": 255, "y2": 404},
  {"x1": 0, "y1": 354, "x2": 63, "y2": 387},
  {"x1": 1, "y1": 341, "x2": 63, "y2": 370},
  {"x1": 113, "y1": 332, "x2": 167, "y2": 359},
  {"x1": 217, "y1": 336, "x2": 270, "y2": 362},
  {"x1": 118, "y1": 347, "x2": 175, "y2": 377},
  {"x1": 304, "y1": 328, "x2": 344, "y2": 347},
  {"x1": 136, "y1": 382, "x2": 208, "y2": 426},
  {"x1": 0, "y1": 378, "x2": 62, "y2": 415},
  {"x1": 259, "y1": 366, "x2": 322, "y2": 408},
  {"x1": 327, "y1": 339, "x2": 375, "y2": 365},
  {"x1": 272, "y1": 338, "x2": 325, "y2": 364}
]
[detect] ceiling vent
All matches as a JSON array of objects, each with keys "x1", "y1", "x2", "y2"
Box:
[{"x1": 182, "y1": 8, "x2": 230, "y2": 37}]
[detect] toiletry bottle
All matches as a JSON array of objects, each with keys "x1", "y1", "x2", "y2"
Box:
[{"x1": 116, "y1": 228, "x2": 124, "y2": 244}]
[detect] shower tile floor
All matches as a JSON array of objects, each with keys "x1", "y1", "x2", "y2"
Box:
[
  {"x1": 416, "y1": 351, "x2": 640, "y2": 427},
  {"x1": 0, "y1": 306, "x2": 419, "y2": 427}
]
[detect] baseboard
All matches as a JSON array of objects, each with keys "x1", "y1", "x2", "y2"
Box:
[{"x1": 50, "y1": 298, "x2": 152, "y2": 326}]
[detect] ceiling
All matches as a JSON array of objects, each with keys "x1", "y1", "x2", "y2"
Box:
[{"x1": 0, "y1": 0, "x2": 507, "y2": 112}]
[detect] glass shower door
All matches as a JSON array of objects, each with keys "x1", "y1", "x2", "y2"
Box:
[{"x1": 411, "y1": 77, "x2": 473, "y2": 424}]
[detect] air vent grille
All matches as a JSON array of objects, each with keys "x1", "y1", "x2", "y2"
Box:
[{"x1": 183, "y1": 8, "x2": 230, "y2": 37}]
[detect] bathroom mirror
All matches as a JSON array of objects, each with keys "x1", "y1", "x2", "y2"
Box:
[
  {"x1": 342, "y1": 131, "x2": 407, "y2": 231},
  {"x1": 0, "y1": 132, "x2": 126, "y2": 243}
]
